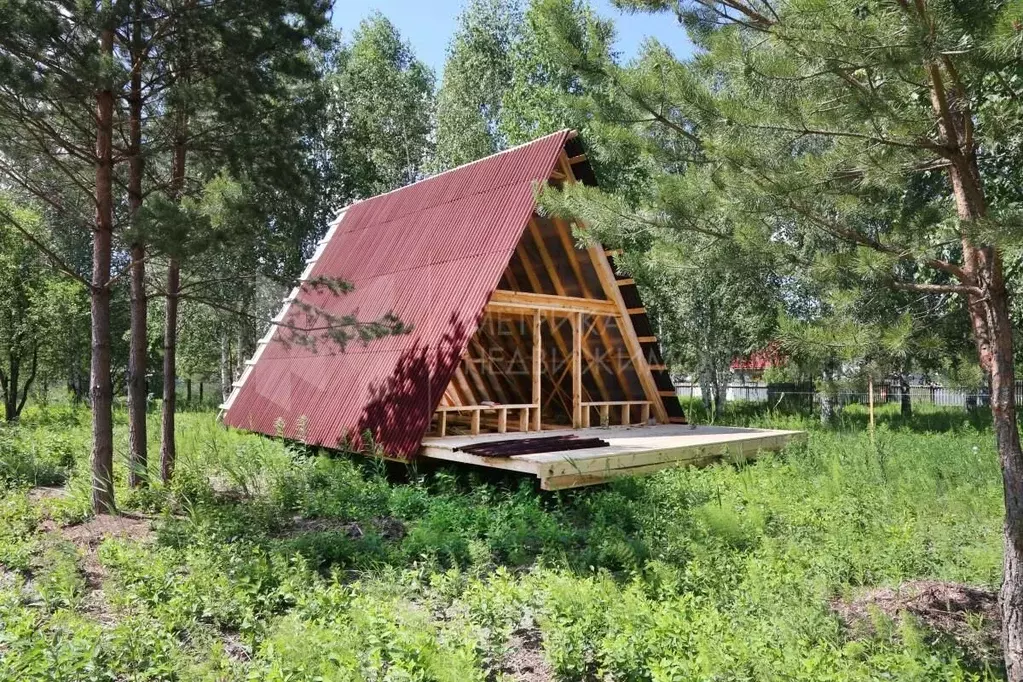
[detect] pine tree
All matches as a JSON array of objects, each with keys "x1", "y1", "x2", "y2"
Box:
[{"x1": 538, "y1": 0, "x2": 1023, "y2": 672}]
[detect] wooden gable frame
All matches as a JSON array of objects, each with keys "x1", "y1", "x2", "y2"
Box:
[{"x1": 432, "y1": 145, "x2": 679, "y2": 438}]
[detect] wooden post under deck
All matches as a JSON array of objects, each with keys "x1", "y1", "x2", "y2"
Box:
[
  {"x1": 572, "y1": 311, "x2": 582, "y2": 427},
  {"x1": 532, "y1": 310, "x2": 542, "y2": 431}
]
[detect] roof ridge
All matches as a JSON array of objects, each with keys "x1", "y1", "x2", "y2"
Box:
[{"x1": 331, "y1": 129, "x2": 572, "y2": 221}]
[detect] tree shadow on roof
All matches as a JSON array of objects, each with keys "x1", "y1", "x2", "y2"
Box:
[{"x1": 354, "y1": 312, "x2": 470, "y2": 457}]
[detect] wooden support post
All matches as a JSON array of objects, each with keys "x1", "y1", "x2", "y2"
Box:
[
  {"x1": 572, "y1": 312, "x2": 582, "y2": 428},
  {"x1": 621, "y1": 405, "x2": 630, "y2": 426},
  {"x1": 532, "y1": 310, "x2": 541, "y2": 431},
  {"x1": 520, "y1": 407, "x2": 530, "y2": 432},
  {"x1": 599, "y1": 404, "x2": 610, "y2": 426},
  {"x1": 471, "y1": 410, "x2": 481, "y2": 436},
  {"x1": 439, "y1": 411, "x2": 447, "y2": 437},
  {"x1": 640, "y1": 403, "x2": 650, "y2": 426},
  {"x1": 582, "y1": 406, "x2": 590, "y2": 428},
  {"x1": 497, "y1": 408, "x2": 507, "y2": 434}
]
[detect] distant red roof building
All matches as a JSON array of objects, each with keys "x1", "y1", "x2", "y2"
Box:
[{"x1": 731, "y1": 344, "x2": 784, "y2": 372}]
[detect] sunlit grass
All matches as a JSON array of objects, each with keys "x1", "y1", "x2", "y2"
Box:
[{"x1": 0, "y1": 399, "x2": 1005, "y2": 680}]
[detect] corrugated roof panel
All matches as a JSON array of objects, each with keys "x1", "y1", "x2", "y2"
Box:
[{"x1": 223, "y1": 130, "x2": 570, "y2": 456}]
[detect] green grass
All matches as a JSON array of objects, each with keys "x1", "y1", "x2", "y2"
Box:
[{"x1": 0, "y1": 400, "x2": 1007, "y2": 680}]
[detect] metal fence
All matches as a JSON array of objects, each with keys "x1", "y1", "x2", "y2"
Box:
[{"x1": 673, "y1": 381, "x2": 1009, "y2": 410}]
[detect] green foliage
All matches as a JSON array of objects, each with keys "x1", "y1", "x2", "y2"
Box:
[
  {"x1": 0, "y1": 200, "x2": 83, "y2": 422},
  {"x1": 330, "y1": 13, "x2": 436, "y2": 196},
  {"x1": 0, "y1": 426, "x2": 83, "y2": 488},
  {"x1": 434, "y1": 0, "x2": 521, "y2": 170},
  {"x1": 0, "y1": 407, "x2": 1007, "y2": 679}
]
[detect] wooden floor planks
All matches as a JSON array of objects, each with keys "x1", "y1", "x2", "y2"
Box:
[{"x1": 420, "y1": 424, "x2": 806, "y2": 489}]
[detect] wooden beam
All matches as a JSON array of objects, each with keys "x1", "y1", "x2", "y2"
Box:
[
  {"x1": 471, "y1": 410, "x2": 481, "y2": 435},
  {"x1": 523, "y1": 218, "x2": 614, "y2": 420},
  {"x1": 567, "y1": 153, "x2": 587, "y2": 165},
  {"x1": 626, "y1": 307, "x2": 646, "y2": 315},
  {"x1": 637, "y1": 336, "x2": 658, "y2": 343},
  {"x1": 547, "y1": 167, "x2": 632, "y2": 407},
  {"x1": 469, "y1": 336, "x2": 510, "y2": 404},
  {"x1": 549, "y1": 215, "x2": 623, "y2": 406},
  {"x1": 572, "y1": 311, "x2": 582, "y2": 428},
  {"x1": 532, "y1": 310, "x2": 542, "y2": 431},
  {"x1": 587, "y1": 247, "x2": 669, "y2": 424},
  {"x1": 497, "y1": 408, "x2": 507, "y2": 434},
  {"x1": 435, "y1": 403, "x2": 536, "y2": 412},
  {"x1": 553, "y1": 149, "x2": 664, "y2": 423},
  {"x1": 452, "y1": 367, "x2": 476, "y2": 406},
  {"x1": 511, "y1": 244, "x2": 575, "y2": 419},
  {"x1": 487, "y1": 289, "x2": 619, "y2": 316},
  {"x1": 462, "y1": 345, "x2": 496, "y2": 406}
]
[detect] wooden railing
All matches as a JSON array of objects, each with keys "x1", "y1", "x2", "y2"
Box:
[
  {"x1": 579, "y1": 400, "x2": 652, "y2": 428},
  {"x1": 434, "y1": 404, "x2": 539, "y2": 437}
]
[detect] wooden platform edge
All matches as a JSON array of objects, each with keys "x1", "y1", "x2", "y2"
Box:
[{"x1": 538, "y1": 431, "x2": 806, "y2": 490}]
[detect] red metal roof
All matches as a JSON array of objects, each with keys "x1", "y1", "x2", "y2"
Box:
[
  {"x1": 223, "y1": 130, "x2": 571, "y2": 456},
  {"x1": 731, "y1": 343, "x2": 784, "y2": 371}
]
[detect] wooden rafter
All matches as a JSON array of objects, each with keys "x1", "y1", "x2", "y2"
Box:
[
  {"x1": 525, "y1": 218, "x2": 613, "y2": 405},
  {"x1": 551, "y1": 214, "x2": 636, "y2": 407},
  {"x1": 511, "y1": 243, "x2": 577, "y2": 420},
  {"x1": 555, "y1": 149, "x2": 669, "y2": 424}
]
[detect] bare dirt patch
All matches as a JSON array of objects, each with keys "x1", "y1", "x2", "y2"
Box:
[
  {"x1": 832, "y1": 580, "x2": 1000, "y2": 666},
  {"x1": 55, "y1": 513, "x2": 155, "y2": 622},
  {"x1": 279, "y1": 515, "x2": 406, "y2": 541},
  {"x1": 27, "y1": 485, "x2": 67, "y2": 505},
  {"x1": 59, "y1": 513, "x2": 154, "y2": 551},
  {"x1": 497, "y1": 627, "x2": 554, "y2": 682}
]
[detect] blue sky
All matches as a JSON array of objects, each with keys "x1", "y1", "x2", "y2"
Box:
[{"x1": 332, "y1": 1, "x2": 694, "y2": 77}]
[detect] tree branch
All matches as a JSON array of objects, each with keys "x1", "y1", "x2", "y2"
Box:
[
  {"x1": 890, "y1": 280, "x2": 982, "y2": 296},
  {"x1": 0, "y1": 206, "x2": 91, "y2": 290}
]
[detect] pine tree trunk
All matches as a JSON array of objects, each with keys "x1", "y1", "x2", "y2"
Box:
[
  {"x1": 160, "y1": 128, "x2": 186, "y2": 485},
  {"x1": 900, "y1": 373, "x2": 912, "y2": 418},
  {"x1": 819, "y1": 372, "x2": 836, "y2": 426},
  {"x1": 160, "y1": 259, "x2": 179, "y2": 484},
  {"x1": 967, "y1": 266, "x2": 1023, "y2": 679},
  {"x1": 126, "y1": 4, "x2": 148, "y2": 488},
  {"x1": 90, "y1": 25, "x2": 116, "y2": 514},
  {"x1": 935, "y1": 99, "x2": 1023, "y2": 674}
]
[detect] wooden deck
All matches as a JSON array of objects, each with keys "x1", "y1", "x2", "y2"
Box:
[{"x1": 419, "y1": 424, "x2": 806, "y2": 490}]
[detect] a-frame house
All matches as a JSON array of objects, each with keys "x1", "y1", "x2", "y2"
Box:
[{"x1": 222, "y1": 131, "x2": 800, "y2": 488}]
